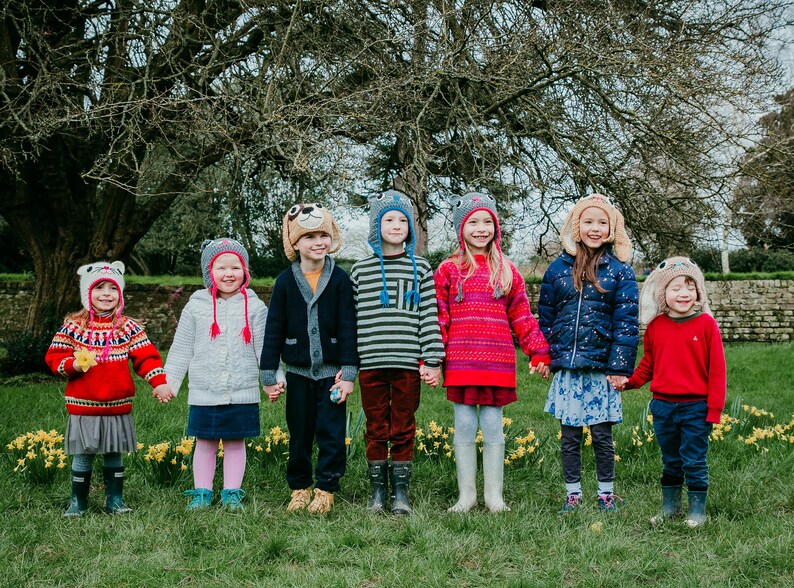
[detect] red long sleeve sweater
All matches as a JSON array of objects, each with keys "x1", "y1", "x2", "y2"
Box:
[
  {"x1": 434, "y1": 255, "x2": 550, "y2": 388},
  {"x1": 45, "y1": 315, "x2": 167, "y2": 416},
  {"x1": 626, "y1": 313, "x2": 726, "y2": 423}
]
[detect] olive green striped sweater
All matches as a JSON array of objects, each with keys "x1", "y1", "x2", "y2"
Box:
[{"x1": 350, "y1": 253, "x2": 444, "y2": 371}]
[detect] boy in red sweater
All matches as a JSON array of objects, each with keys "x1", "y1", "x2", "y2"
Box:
[{"x1": 625, "y1": 257, "x2": 726, "y2": 527}]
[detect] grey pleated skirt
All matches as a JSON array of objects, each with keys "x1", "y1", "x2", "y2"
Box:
[{"x1": 65, "y1": 414, "x2": 138, "y2": 455}]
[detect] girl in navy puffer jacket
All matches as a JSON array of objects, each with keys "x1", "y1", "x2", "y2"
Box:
[{"x1": 538, "y1": 194, "x2": 639, "y2": 513}]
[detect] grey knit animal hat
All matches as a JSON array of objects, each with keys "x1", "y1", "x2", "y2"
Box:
[
  {"x1": 451, "y1": 191, "x2": 506, "y2": 300},
  {"x1": 560, "y1": 193, "x2": 632, "y2": 262},
  {"x1": 367, "y1": 190, "x2": 420, "y2": 307},
  {"x1": 200, "y1": 237, "x2": 252, "y2": 343},
  {"x1": 639, "y1": 256, "x2": 711, "y2": 324}
]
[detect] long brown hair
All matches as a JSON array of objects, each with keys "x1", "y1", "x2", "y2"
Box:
[
  {"x1": 452, "y1": 242, "x2": 514, "y2": 295},
  {"x1": 572, "y1": 245, "x2": 607, "y2": 293}
]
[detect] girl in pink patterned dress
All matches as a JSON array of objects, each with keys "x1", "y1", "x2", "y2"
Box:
[{"x1": 435, "y1": 192, "x2": 550, "y2": 512}]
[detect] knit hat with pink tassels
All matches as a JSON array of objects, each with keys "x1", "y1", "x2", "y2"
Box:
[
  {"x1": 200, "y1": 238, "x2": 253, "y2": 344},
  {"x1": 77, "y1": 261, "x2": 126, "y2": 361},
  {"x1": 452, "y1": 192, "x2": 506, "y2": 301}
]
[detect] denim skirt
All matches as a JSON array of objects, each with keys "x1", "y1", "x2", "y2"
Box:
[{"x1": 187, "y1": 403, "x2": 260, "y2": 439}]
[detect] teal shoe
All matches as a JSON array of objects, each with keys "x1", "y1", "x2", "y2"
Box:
[
  {"x1": 597, "y1": 494, "x2": 624, "y2": 512},
  {"x1": 559, "y1": 493, "x2": 583, "y2": 514},
  {"x1": 184, "y1": 488, "x2": 214, "y2": 510},
  {"x1": 220, "y1": 488, "x2": 246, "y2": 511}
]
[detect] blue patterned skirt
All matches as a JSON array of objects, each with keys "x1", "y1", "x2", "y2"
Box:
[{"x1": 544, "y1": 370, "x2": 622, "y2": 426}]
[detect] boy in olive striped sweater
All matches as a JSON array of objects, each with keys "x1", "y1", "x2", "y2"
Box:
[{"x1": 350, "y1": 190, "x2": 444, "y2": 515}]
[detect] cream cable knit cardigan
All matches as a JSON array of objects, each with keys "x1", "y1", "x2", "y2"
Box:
[{"x1": 165, "y1": 288, "x2": 283, "y2": 406}]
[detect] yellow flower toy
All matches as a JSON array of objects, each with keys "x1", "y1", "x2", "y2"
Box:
[{"x1": 73, "y1": 348, "x2": 98, "y2": 372}]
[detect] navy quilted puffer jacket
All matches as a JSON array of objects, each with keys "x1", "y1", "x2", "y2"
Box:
[{"x1": 538, "y1": 251, "x2": 639, "y2": 376}]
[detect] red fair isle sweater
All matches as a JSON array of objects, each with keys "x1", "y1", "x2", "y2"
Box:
[
  {"x1": 45, "y1": 315, "x2": 167, "y2": 416},
  {"x1": 626, "y1": 313, "x2": 726, "y2": 423},
  {"x1": 434, "y1": 255, "x2": 550, "y2": 388}
]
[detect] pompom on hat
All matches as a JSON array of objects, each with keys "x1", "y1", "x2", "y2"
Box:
[
  {"x1": 200, "y1": 237, "x2": 253, "y2": 344},
  {"x1": 367, "y1": 190, "x2": 420, "y2": 307},
  {"x1": 77, "y1": 261, "x2": 126, "y2": 360},
  {"x1": 282, "y1": 203, "x2": 342, "y2": 262},
  {"x1": 639, "y1": 256, "x2": 711, "y2": 324},
  {"x1": 451, "y1": 191, "x2": 506, "y2": 301},
  {"x1": 560, "y1": 193, "x2": 632, "y2": 262}
]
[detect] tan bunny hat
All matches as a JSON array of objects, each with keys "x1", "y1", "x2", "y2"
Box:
[
  {"x1": 639, "y1": 256, "x2": 711, "y2": 324},
  {"x1": 282, "y1": 203, "x2": 342, "y2": 261},
  {"x1": 560, "y1": 193, "x2": 632, "y2": 262}
]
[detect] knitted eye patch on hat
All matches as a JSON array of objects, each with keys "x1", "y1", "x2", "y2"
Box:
[
  {"x1": 200, "y1": 237, "x2": 253, "y2": 344},
  {"x1": 367, "y1": 190, "x2": 420, "y2": 307},
  {"x1": 77, "y1": 261, "x2": 126, "y2": 360},
  {"x1": 451, "y1": 191, "x2": 505, "y2": 301},
  {"x1": 560, "y1": 193, "x2": 632, "y2": 262},
  {"x1": 282, "y1": 203, "x2": 342, "y2": 262},
  {"x1": 639, "y1": 256, "x2": 711, "y2": 324}
]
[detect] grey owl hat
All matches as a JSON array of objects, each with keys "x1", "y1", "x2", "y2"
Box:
[
  {"x1": 367, "y1": 190, "x2": 420, "y2": 307},
  {"x1": 200, "y1": 238, "x2": 252, "y2": 344},
  {"x1": 451, "y1": 192, "x2": 506, "y2": 301},
  {"x1": 639, "y1": 256, "x2": 711, "y2": 324}
]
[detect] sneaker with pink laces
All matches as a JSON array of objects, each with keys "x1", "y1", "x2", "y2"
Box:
[
  {"x1": 559, "y1": 493, "x2": 583, "y2": 513},
  {"x1": 597, "y1": 494, "x2": 624, "y2": 512}
]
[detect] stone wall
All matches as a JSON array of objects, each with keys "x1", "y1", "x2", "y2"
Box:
[{"x1": 1, "y1": 279, "x2": 792, "y2": 347}]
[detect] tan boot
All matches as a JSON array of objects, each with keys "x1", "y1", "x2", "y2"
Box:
[
  {"x1": 287, "y1": 488, "x2": 312, "y2": 511},
  {"x1": 307, "y1": 488, "x2": 334, "y2": 514}
]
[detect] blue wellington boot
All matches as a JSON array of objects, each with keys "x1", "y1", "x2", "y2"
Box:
[{"x1": 650, "y1": 485, "x2": 683, "y2": 525}]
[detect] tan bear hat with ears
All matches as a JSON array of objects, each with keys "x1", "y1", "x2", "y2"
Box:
[
  {"x1": 560, "y1": 193, "x2": 632, "y2": 262},
  {"x1": 282, "y1": 203, "x2": 342, "y2": 261},
  {"x1": 639, "y1": 256, "x2": 711, "y2": 324}
]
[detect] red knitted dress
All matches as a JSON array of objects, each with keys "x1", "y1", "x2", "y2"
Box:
[{"x1": 434, "y1": 255, "x2": 550, "y2": 406}]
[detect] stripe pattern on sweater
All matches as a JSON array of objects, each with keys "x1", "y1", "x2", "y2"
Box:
[{"x1": 351, "y1": 254, "x2": 444, "y2": 371}]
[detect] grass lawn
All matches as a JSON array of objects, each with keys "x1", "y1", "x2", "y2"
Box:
[{"x1": 1, "y1": 342, "x2": 793, "y2": 588}]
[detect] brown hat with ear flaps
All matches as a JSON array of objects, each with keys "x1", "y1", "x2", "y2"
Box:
[
  {"x1": 560, "y1": 194, "x2": 632, "y2": 262},
  {"x1": 282, "y1": 203, "x2": 342, "y2": 261}
]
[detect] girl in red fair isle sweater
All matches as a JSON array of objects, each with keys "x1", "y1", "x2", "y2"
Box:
[
  {"x1": 625, "y1": 257, "x2": 726, "y2": 528},
  {"x1": 45, "y1": 261, "x2": 174, "y2": 517},
  {"x1": 435, "y1": 192, "x2": 550, "y2": 513}
]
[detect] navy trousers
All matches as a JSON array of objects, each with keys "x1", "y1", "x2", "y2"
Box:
[
  {"x1": 651, "y1": 399, "x2": 712, "y2": 491},
  {"x1": 285, "y1": 373, "x2": 347, "y2": 492}
]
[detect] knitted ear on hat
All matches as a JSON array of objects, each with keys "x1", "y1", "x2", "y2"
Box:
[
  {"x1": 560, "y1": 193, "x2": 632, "y2": 262},
  {"x1": 367, "y1": 190, "x2": 421, "y2": 307},
  {"x1": 642, "y1": 256, "x2": 711, "y2": 323},
  {"x1": 282, "y1": 203, "x2": 342, "y2": 261}
]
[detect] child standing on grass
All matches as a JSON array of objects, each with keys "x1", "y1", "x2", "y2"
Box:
[
  {"x1": 45, "y1": 261, "x2": 174, "y2": 517},
  {"x1": 350, "y1": 190, "x2": 445, "y2": 515},
  {"x1": 261, "y1": 204, "x2": 358, "y2": 515},
  {"x1": 435, "y1": 192, "x2": 550, "y2": 513},
  {"x1": 165, "y1": 238, "x2": 282, "y2": 511},
  {"x1": 625, "y1": 257, "x2": 726, "y2": 527},
  {"x1": 538, "y1": 194, "x2": 638, "y2": 513}
]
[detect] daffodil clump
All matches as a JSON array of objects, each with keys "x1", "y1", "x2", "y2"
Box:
[
  {"x1": 415, "y1": 421, "x2": 454, "y2": 462},
  {"x1": 505, "y1": 429, "x2": 544, "y2": 467},
  {"x1": 140, "y1": 437, "x2": 194, "y2": 486},
  {"x1": 246, "y1": 426, "x2": 290, "y2": 465},
  {"x1": 6, "y1": 429, "x2": 67, "y2": 484}
]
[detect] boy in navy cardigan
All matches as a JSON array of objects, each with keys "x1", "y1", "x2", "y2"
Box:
[{"x1": 261, "y1": 203, "x2": 358, "y2": 514}]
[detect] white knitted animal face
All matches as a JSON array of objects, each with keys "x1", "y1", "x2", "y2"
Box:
[{"x1": 77, "y1": 261, "x2": 125, "y2": 312}]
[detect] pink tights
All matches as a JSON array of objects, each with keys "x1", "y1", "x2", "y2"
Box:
[{"x1": 193, "y1": 438, "x2": 246, "y2": 491}]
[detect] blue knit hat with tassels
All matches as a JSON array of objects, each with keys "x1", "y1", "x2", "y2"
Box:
[{"x1": 367, "y1": 190, "x2": 420, "y2": 307}]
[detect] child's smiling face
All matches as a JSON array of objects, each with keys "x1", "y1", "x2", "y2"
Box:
[
  {"x1": 90, "y1": 280, "x2": 120, "y2": 313},
  {"x1": 578, "y1": 206, "x2": 610, "y2": 250},
  {"x1": 665, "y1": 275, "x2": 698, "y2": 317},
  {"x1": 212, "y1": 253, "x2": 245, "y2": 299},
  {"x1": 462, "y1": 210, "x2": 495, "y2": 254},
  {"x1": 380, "y1": 210, "x2": 409, "y2": 251}
]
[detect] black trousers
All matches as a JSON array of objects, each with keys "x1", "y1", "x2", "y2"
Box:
[
  {"x1": 285, "y1": 373, "x2": 347, "y2": 492},
  {"x1": 560, "y1": 423, "x2": 614, "y2": 484}
]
